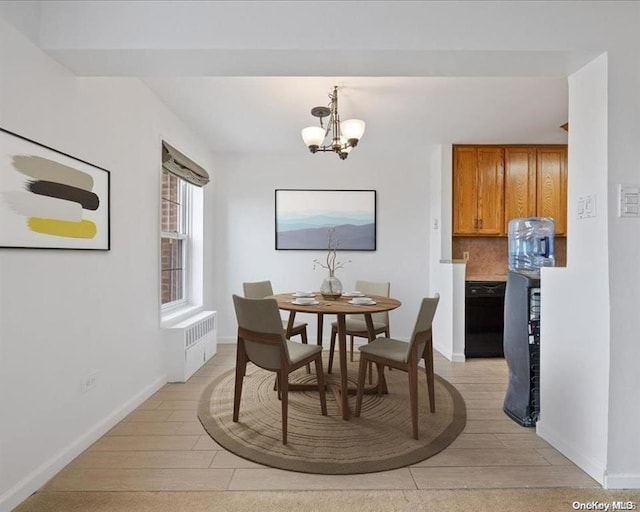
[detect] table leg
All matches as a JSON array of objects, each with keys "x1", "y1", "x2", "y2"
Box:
[
  {"x1": 316, "y1": 313, "x2": 324, "y2": 347},
  {"x1": 285, "y1": 311, "x2": 296, "y2": 338},
  {"x1": 337, "y1": 313, "x2": 350, "y2": 420},
  {"x1": 364, "y1": 313, "x2": 375, "y2": 385}
]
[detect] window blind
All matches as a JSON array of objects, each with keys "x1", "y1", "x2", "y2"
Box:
[{"x1": 162, "y1": 141, "x2": 210, "y2": 187}]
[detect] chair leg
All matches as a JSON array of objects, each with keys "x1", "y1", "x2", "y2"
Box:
[
  {"x1": 424, "y1": 339, "x2": 436, "y2": 413},
  {"x1": 328, "y1": 327, "x2": 337, "y2": 374},
  {"x1": 279, "y1": 371, "x2": 284, "y2": 400},
  {"x1": 315, "y1": 355, "x2": 328, "y2": 416},
  {"x1": 363, "y1": 335, "x2": 372, "y2": 385},
  {"x1": 408, "y1": 363, "x2": 419, "y2": 440},
  {"x1": 385, "y1": 329, "x2": 393, "y2": 372},
  {"x1": 350, "y1": 335, "x2": 354, "y2": 362},
  {"x1": 302, "y1": 328, "x2": 311, "y2": 374},
  {"x1": 354, "y1": 356, "x2": 368, "y2": 417},
  {"x1": 280, "y1": 371, "x2": 289, "y2": 445},
  {"x1": 233, "y1": 340, "x2": 247, "y2": 423},
  {"x1": 376, "y1": 363, "x2": 388, "y2": 395}
]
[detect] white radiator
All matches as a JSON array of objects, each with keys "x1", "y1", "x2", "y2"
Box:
[{"x1": 164, "y1": 311, "x2": 217, "y2": 383}]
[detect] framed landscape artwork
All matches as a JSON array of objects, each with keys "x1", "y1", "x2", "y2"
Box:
[
  {"x1": 275, "y1": 189, "x2": 376, "y2": 251},
  {"x1": 0, "y1": 127, "x2": 111, "y2": 250}
]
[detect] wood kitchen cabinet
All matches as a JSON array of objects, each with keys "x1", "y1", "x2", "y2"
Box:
[
  {"x1": 504, "y1": 147, "x2": 537, "y2": 229},
  {"x1": 453, "y1": 146, "x2": 504, "y2": 235},
  {"x1": 454, "y1": 144, "x2": 567, "y2": 237},
  {"x1": 503, "y1": 146, "x2": 567, "y2": 235},
  {"x1": 536, "y1": 146, "x2": 567, "y2": 235}
]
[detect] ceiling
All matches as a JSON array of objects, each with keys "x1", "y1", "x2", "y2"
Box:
[
  {"x1": 142, "y1": 76, "x2": 568, "y2": 156},
  {"x1": 1, "y1": 2, "x2": 571, "y2": 157}
]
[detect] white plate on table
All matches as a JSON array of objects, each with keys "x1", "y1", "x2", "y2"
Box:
[
  {"x1": 348, "y1": 299, "x2": 376, "y2": 305},
  {"x1": 292, "y1": 299, "x2": 320, "y2": 306},
  {"x1": 292, "y1": 291, "x2": 315, "y2": 298},
  {"x1": 342, "y1": 291, "x2": 364, "y2": 297}
]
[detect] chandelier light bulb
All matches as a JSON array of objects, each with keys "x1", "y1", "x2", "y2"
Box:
[
  {"x1": 301, "y1": 126, "x2": 326, "y2": 152},
  {"x1": 340, "y1": 119, "x2": 366, "y2": 146}
]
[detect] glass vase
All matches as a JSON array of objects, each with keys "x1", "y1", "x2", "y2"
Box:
[{"x1": 320, "y1": 274, "x2": 343, "y2": 300}]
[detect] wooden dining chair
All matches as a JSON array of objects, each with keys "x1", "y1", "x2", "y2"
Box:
[
  {"x1": 244, "y1": 280, "x2": 311, "y2": 374},
  {"x1": 243, "y1": 280, "x2": 309, "y2": 344},
  {"x1": 355, "y1": 294, "x2": 440, "y2": 440},
  {"x1": 327, "y1": 280, "x2": 390, "y2": 374},
  {"x1": 232, "y1": 294, "x2": 327, "y2": 444}
]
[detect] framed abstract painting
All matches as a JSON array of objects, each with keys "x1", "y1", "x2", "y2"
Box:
[
  {"x1": 275, "y1": 189, "x2": 376, "y2": 251},
  {"x1": 0, "y1": 127, "x2": 110, "y2": 250}
]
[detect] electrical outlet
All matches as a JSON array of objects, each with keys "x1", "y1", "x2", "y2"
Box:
[
  {"x1": 80, "y1": 372, "x2": 99, "y2": 394},
  {"x1": 463, "y1": 251, "x2": 470, "y2": 262}
]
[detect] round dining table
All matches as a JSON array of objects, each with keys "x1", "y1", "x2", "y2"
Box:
[{"x1": 273, "y1": 292, "x2": 401, "y2": 420}]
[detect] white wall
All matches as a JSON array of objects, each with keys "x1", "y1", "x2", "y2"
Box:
[
  {"x1": 0, "y1": 21, "x2": 216, "y2": 511},
  {"x1": 213, "y1": 152, "x2": 431, "y2": 345},
  {"x1": 604, "y1": 45, "x2": 640, "y2": 487},
  {"x1": 537, "y1": 54, "x2": 611, "y2": 485},
  {"x1": 428, "y1": 144, "x2": 465, "y2": 361}
]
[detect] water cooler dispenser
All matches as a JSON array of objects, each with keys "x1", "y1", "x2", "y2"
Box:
[{"x1": 503, "y1": 217, "x2": 554, "y2": 427}]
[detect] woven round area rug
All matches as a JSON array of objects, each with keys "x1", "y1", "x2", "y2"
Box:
[{"x1": 198, "y1": 355, "x2": 466, "y2": 474}]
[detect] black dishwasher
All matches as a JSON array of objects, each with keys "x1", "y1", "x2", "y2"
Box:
[{"x1": 465, "y1": 281, "x2": 506, "y2": 357}]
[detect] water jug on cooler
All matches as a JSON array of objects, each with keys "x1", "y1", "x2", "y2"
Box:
[{"x1": 507, "y1": 217, "x2": 555, "y2": 273}]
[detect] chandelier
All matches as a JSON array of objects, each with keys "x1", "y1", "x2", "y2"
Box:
[{"x1": 301, "y1": 86, "x2": 366, "y2": 160}]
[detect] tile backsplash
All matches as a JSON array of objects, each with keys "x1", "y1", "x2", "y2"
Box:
[{"x1": 453, "y1": 237, "x2": 567, "y2": 278}]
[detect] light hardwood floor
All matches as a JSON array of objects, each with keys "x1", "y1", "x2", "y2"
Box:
[{"x1": 43, "y1": 345, "x2": 598, "y2": 492}]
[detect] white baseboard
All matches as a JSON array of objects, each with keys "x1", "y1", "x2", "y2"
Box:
[
  {"x1": 536, "y1": 420, "x2": 606, "y2": 486},
  {"x1": 433, "y1": 341, "x2": 454, "y2": 362},
  {"x1": 451, "y1": 352, "x2": 466, "y2": 362},
  {"x1": 0, "y1": 375, "x2": 167, "y2": 512},
  {"x1": 432, "y1": 347, "x2": 466, "y2": 362},
  {"x1": 604, "y1": 474, "x2": 640, "y2": 489}
]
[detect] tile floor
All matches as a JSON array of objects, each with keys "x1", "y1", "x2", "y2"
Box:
[{"x1": 43, "y1": 345, "x2": 599, "y2": 492}]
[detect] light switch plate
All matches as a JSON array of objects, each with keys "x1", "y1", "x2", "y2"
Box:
[
  {"x1": 577, "y1": 194, "x2": 596, "y2": 218},
  {"x1": 585, "y1": 194, "x2": 596, "y2": 217},
  {"x1": 619, "y1": 184, "x2": 640, "y2": 217}
]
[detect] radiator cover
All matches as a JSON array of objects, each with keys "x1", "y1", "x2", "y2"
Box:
[{"x1": 163, "y1": 311, "x2": 217, "y2": 382}]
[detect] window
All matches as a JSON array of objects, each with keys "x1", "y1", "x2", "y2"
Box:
[
  {"x1": 161, "y1": 169, "x2": 191, "y2": 306},
  {"x1": 160, "y1": 140, "x2": 209, "y2": 320}
]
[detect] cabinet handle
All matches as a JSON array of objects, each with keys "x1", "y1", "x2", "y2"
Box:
[
  {"x1": 474, "y1": 219, "x2": 478, "y2": 229},
  {"x1": 479, "y1": 219, "x2": 483, "y2": 229}
]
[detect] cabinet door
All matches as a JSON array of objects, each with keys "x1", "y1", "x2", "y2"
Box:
[
  {"x1": 504, "y1": 147, "x2": 537, "y2": 232},
  {"x1": 453, "y1": 147, "x2": 478, "y2": 234},
  {"x1": 476, "y1": 147, "x2": 504, "y2": 235},
  {"x1": 537, "y1": 147, "x2": 567, "y2": 235}
]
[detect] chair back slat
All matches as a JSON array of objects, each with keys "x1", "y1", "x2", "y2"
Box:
[
  {"x1": 232, "y1": 294, "x2": 288, "y2": 370},
  {"x1": 243, "y1": 280, "x2": 275, "y2": 299},
  {"x1": 407, "y1": 294, "x2": 440, "y2": 361}
]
